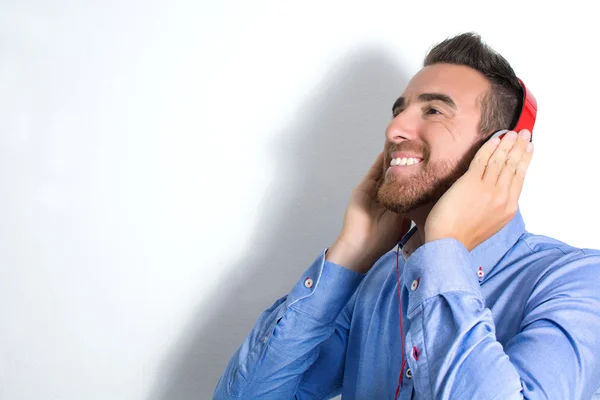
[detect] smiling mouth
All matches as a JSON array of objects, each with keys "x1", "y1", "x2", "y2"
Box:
[{"x1": 389, "y1": 157, "x2": 423, "y2": 167}]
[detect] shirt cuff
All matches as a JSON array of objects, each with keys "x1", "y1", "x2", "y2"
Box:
[
  {"x1": 284, "y1": 248, "x2": 366, "y2": 324},
  {"x1": 402, "y1": 238, "x2": 483, "y2": 316}
]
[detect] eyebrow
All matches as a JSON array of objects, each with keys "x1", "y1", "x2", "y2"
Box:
[{"x1": 392, "y1": 92, "x2": 457, "y2": 113}]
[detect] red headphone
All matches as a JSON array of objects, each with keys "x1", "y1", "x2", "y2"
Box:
[{"x1": 487, "y1": 78, "x2": 538, "y2": 142}]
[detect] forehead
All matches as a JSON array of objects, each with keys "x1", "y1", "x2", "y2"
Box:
[{"x1": 403, "y1": 63, "x2": 490, "y2": 110}]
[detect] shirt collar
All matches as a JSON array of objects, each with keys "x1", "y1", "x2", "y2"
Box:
[{"x1": 398, "y1": 206, "x2": 526, "y2": 279}]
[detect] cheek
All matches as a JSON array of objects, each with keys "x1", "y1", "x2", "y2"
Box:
[
  {"x1": 425, "y1": 143, "x2": 463, "y2": 170},
  {"x1": 423, "y1": 119, "x2": 454, "y2": 140},
  {"x1": 422, "y1": 134, "x2": 451, "y2": 162},
  {"x1": 424, "y1": 121, "x2": 475, "y2": 160}
]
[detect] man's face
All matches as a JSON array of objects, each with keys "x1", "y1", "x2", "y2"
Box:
[{"x1": 377, "y1": 63, "x2": 491, "y2": 214}]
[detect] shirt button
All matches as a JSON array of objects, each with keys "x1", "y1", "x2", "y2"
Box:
[
  {"x1": 412, "y1": 346, "x2": 420, "y2": 360},
  {"x1": 411, "y1": 277, "x2": 420, "y2": 291},
  {"x1": 406, "y1": 368, "x2": 412, "y2": 379},
  {"x1": 304, "y1": 277, "x2": 313, "y2": 288},
  {"x1": 477, "y1": 267, "x2": 484, "y2": 279}
]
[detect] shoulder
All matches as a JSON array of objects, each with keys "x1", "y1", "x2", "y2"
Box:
[
  {"x1": 520, "y1": 231, "x2": 600, "y2": 258},
  {"x1": 516, "y1": 231, "x2": 600, "y2": 305},
  {"x1": 518, "y1": 231, "x2": 600, "y2": 272}
]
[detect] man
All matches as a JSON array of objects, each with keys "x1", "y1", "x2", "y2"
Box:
[{"x1": 213, "y1": 33, "x2": 600, "y2": 399}]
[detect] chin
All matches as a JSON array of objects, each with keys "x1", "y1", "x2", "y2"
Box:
[
  {"x1": 378, "y1": 146, "x2": 477, "y2": 212},
  {"x1": 377, "y1": 180, "x2": 437, "y2": 214},
  {"x1": 376, "y1": 163, "x2": 460, "y2": 214},
  {"x1": 377, "y1": 184, "x2": 430, "y2": 214}
]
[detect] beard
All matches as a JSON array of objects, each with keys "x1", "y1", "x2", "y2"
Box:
[{"x1": 376, "y1": 140, "x2": 481, "y2": 214}]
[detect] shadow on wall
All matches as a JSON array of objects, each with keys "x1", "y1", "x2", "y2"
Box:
[{"x1": 148, "y1": 46, "x2": 411, "y2": 400}]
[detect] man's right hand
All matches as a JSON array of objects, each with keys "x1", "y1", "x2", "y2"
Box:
[{"x1": 326, "y1": 152, "x2": 411, "y2": 274}]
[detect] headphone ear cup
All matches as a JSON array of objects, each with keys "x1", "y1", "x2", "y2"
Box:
[{"x1": 514, "y1": 78, "x2": 537, "y2": 134}]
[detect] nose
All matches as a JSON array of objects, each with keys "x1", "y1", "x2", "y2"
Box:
[{"x1": 385, "y1": 110, "x2": 419, "y2": 144}]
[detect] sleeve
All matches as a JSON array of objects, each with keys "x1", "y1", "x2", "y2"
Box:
[
  {"x1": 213, "y1": 248, "x2": 366, "y2": 400},
  {"x1": 401, "y1": 238, "x2": 600, "y2": 400}
]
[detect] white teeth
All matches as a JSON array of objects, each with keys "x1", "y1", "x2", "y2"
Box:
[{"x1": 390, "y1": 157, "x2": 422, "y2": 167}]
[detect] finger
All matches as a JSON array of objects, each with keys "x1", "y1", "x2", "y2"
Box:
[
  {"x1": 468, "y1": 135, "x2": 502, "y2": 179},
  {"x1": 508, "y1": 140, "x2": 534, "y2": 204},
  {"x1": 365, "y1": 152, "x2": 384, "y2": 182},
  {"x1": 482, "y1": 130, "x2": 519, "y2": 184},
  {"x1": 497, "y1": 129, "x2": 531, "y2": 191}
]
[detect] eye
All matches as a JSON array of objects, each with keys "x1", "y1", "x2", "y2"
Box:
[
  {"x1": 392, "y1": 108, "x2": 403, "y2": 118},
  {"x1": 425, "y1": 107, "x2": 441, "y2": 115}
]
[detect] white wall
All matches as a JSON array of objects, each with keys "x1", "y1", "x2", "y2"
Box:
[{"x1": 1, "y1": 1, "x2": 598, "y2": 399}]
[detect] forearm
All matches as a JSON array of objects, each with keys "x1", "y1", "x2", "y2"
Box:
[
  {"x1": 326, "y1": 238, "x2": 381, "y2": 274},
  {"x1": 403, "y1": 238, "x2": 522, "y2": 399},
  {"x1": 214, "y1": 249, "x2": 365, "y2": 399}
]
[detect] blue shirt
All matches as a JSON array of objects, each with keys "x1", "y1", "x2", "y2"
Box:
[{"x1": 214, "y1": 208, "x2": 600, "y2": 399}]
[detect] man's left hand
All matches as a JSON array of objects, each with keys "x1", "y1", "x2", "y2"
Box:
[{"x1": 424, "y1": 129, "x2": 534, "y2": 252}]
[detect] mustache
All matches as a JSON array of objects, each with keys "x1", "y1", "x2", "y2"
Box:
[{"x1": 388, "y1": 143, "x2": 431, "y2": 161}]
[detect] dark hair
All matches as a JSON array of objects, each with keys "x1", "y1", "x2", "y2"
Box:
[{"x1": 423, "y1": 32, "x2": 522, "y2": 136}]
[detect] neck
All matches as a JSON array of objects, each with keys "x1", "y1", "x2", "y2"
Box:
[{"x1": 404, "y1": 203, "x2": 435, "y2": 257}]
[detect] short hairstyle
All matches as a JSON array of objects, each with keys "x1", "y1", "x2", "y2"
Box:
[{"x1": 423, "y1": 32, "x2": 523, "y2": 136}]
